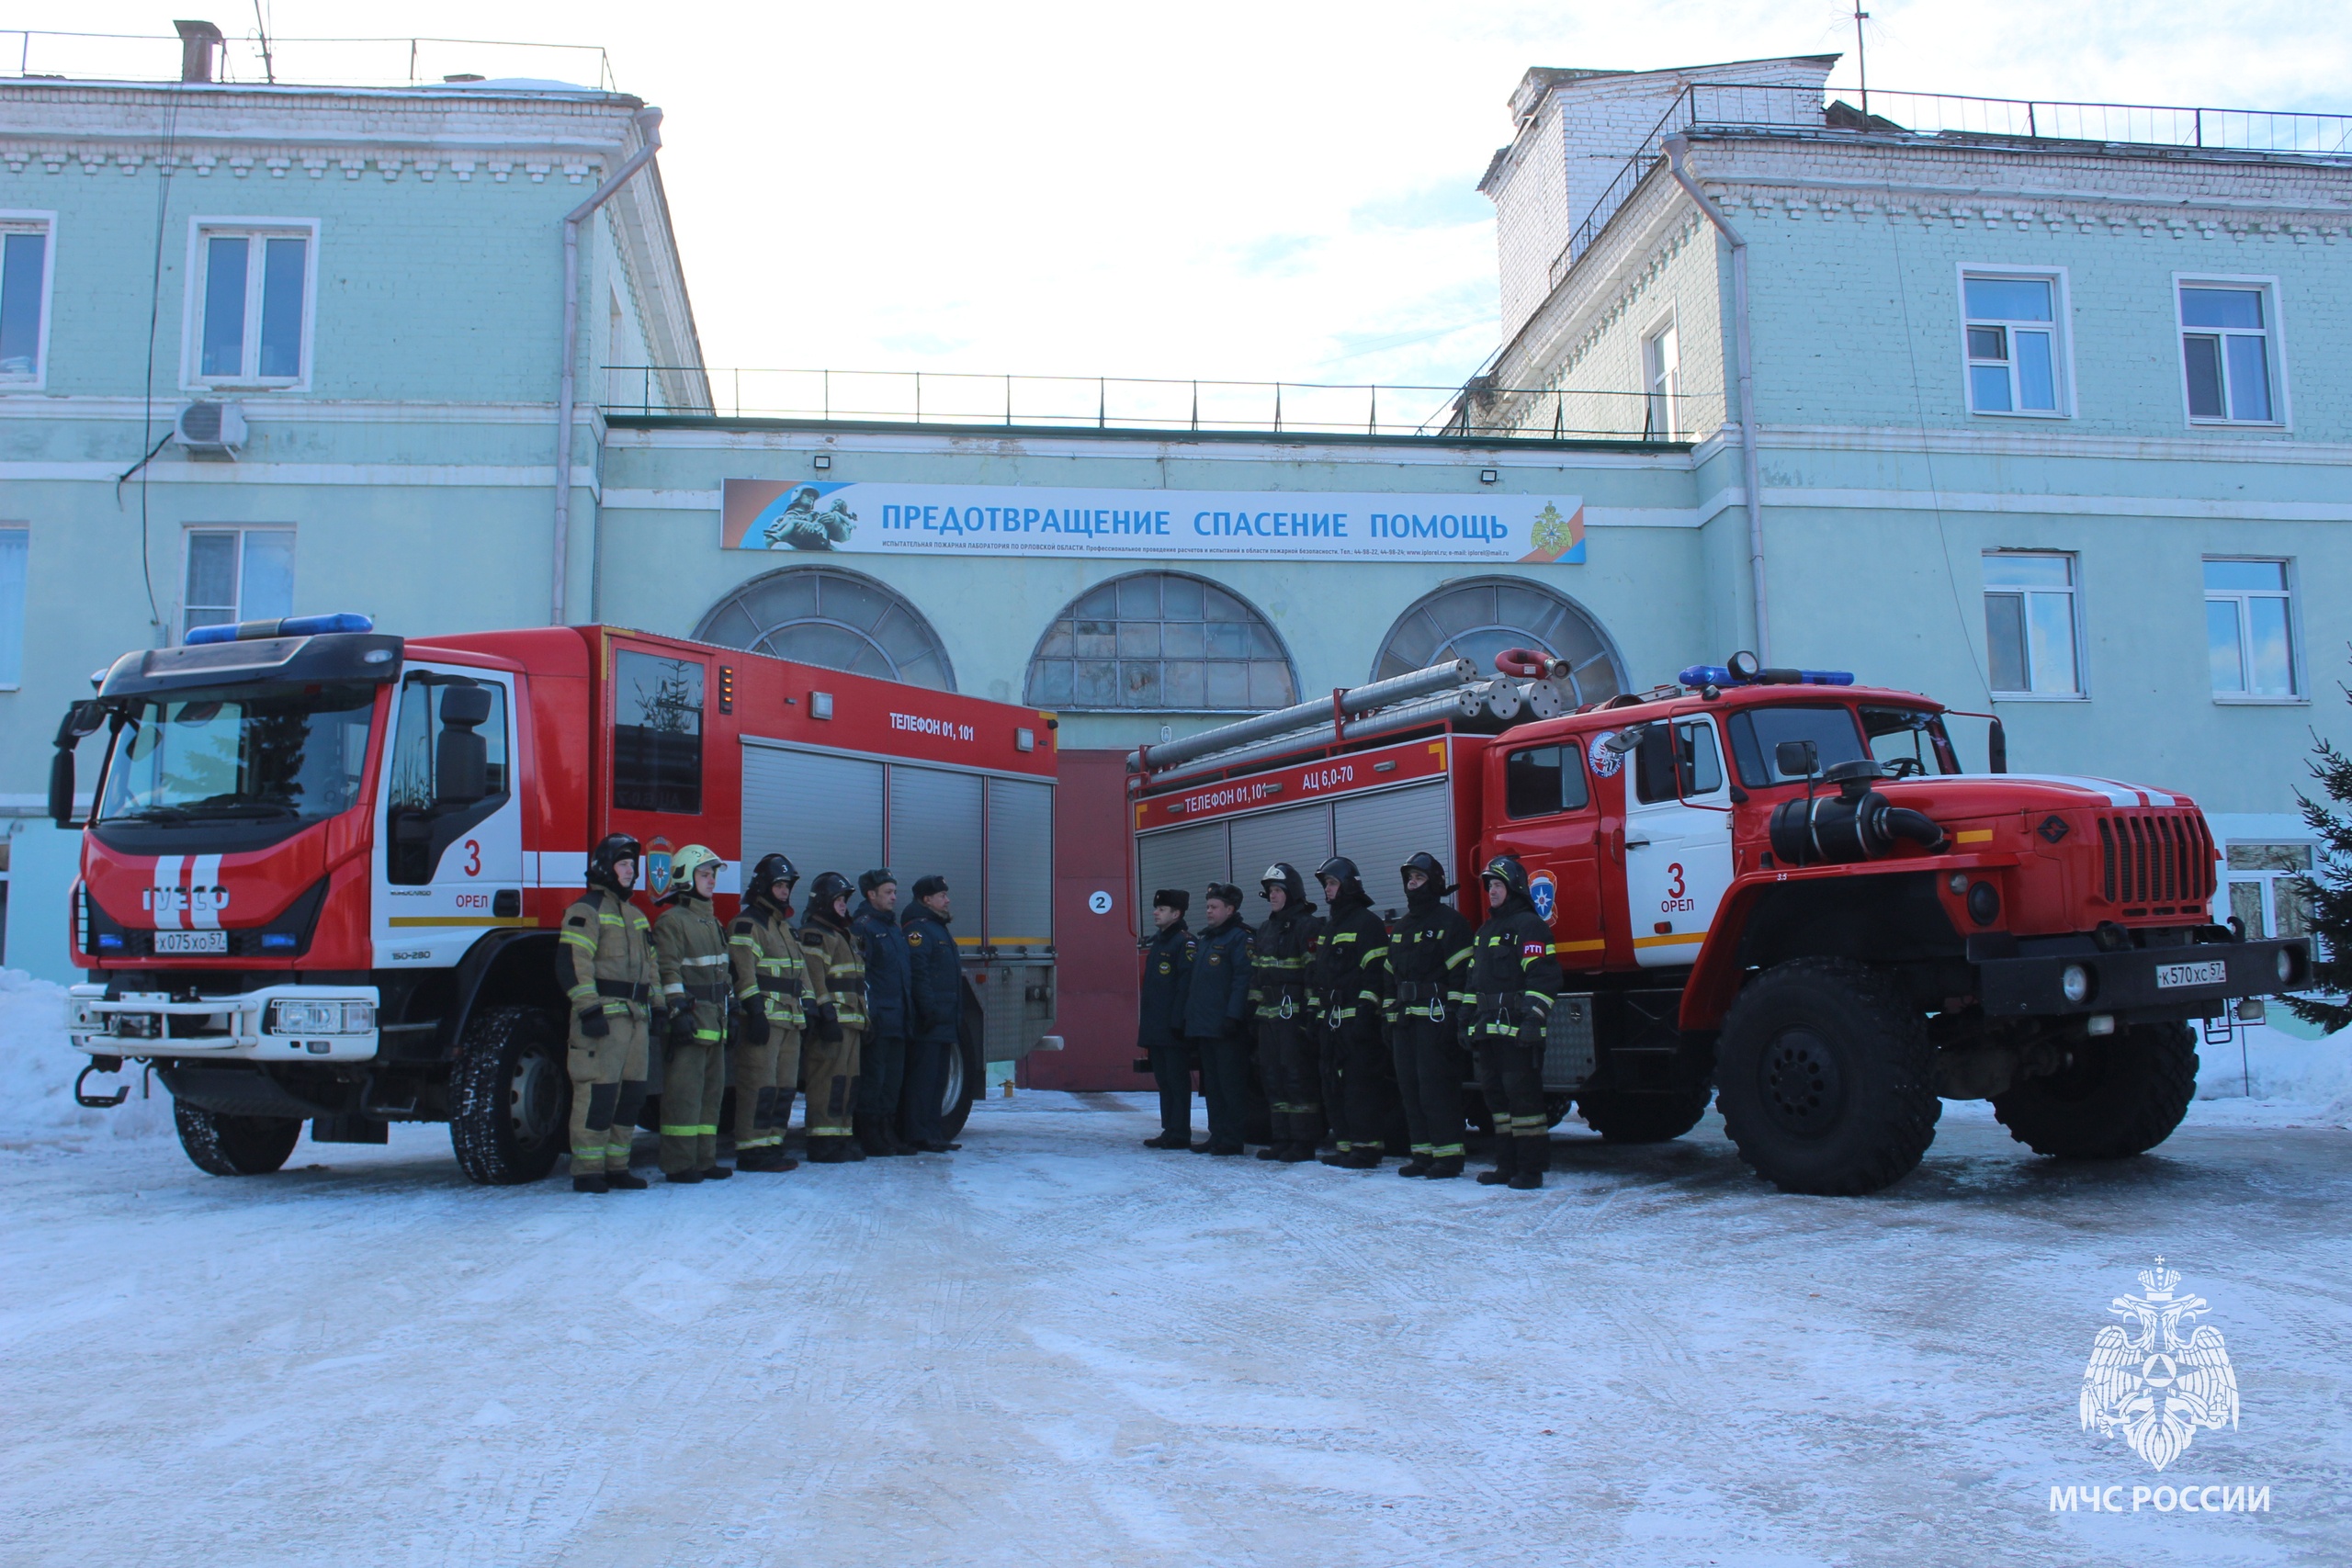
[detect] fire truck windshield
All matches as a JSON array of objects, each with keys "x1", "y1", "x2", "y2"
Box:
[
  {"x1": 96, "y1": 682, "x2": 379, "y2": 829},
  {"x1": 1724, "y1": 703, "x2": 1956, "y2": 786}
]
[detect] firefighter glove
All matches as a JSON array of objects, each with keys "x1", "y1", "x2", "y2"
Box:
[
  {"x1": 576, "y1": 1007, "x2": 611, "y2": 1040},
  {"x1": 740, "y1": 1007, "x2": 770, "y2": 1046}
]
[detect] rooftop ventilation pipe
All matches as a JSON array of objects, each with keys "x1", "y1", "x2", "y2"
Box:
[
  {"x1": 550, "y1": 106, "x2": 662, "y2": 626},
  {"x1": 175, "y1": 19, "x2": 225, "y2": 83},
  {"x1": 1662, "y1": 133, "x2": 1770, "y2": 663}
]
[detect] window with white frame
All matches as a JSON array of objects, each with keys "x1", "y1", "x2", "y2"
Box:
[
  {"x1": 1983, "y1": 552, "x2": 2080, "y2": 696},
  {"x1": 2223, "y1": 843, "x2": 2313, "y2": 944},
  {"x1": 2205, "y1": 558, "x2": 2298, "y2": 699},
  {"x1": 1962, "y1": 273, "x2": 2064, "y2": 415},
  {"x1": 0, "y1": 217, "x2": 51, "y2": 384},
  {"x1": 1643, "y1": 319, "x2": 1681, "y2": 438},
  {"x1": 190, "y1": 223, "x2": 313, "y2": 386},
  {"x1": 183, "y1": 527, "x2": 294, "y2": 642},
  {"x1": 2179, "y1": 280, "x2": 2279, "y2": 423},
  {"x1": 0, "y1": 525, "x2": 26, "y2": 688}
]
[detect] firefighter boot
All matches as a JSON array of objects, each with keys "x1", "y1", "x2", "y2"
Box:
[
  {"x1": 1423, "y1": 1154, "x2": 1465, "y2": 1179},
  {"x1": 1476, "y1": 1136, "x2": 1520, "y2": 1186},
  {"x1": 1255, "y1": 1111, "x2": 1291, "y2": 1159},
  {"x1": 1508, "y1": 1135, "x2": 1548, "y2": 1190},
  {"x1": 1321, "y1": 1146, "x2": 1381, "y2": 1169},
  {"x1": 1397, "y1": 1150, "x2": 1435, "y2": 1177},
  {"x1": 605, "y1": 1168, "x2": 649, "y2": 1190},
  {"x1": 572, "y1": 1173, "x2": 610, "y2": 1194}
]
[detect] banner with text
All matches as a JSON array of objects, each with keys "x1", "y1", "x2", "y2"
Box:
[{"x1": 720, "y1": 480, "x2": 1585, "y2": 564}]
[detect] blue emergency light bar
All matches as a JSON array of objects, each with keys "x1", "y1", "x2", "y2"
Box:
[
  {"x1": 185, "y1": 612, "x2": 375, "y2": 646},
  {"x1": 1679, "y1": 662, "x2": 1854, "y2": 689}
]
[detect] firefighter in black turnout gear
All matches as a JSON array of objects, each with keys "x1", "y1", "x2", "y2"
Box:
[
  {"x1": 1464, "y1": 854, "x2": 1560, "y2": 1190},
  {"x1": 1250, "y1": 863, "x2": 1325, "y2": 1162},
  {"x1": 1137, "y1": 890, "x2": 1197, "y2": 1149},
  {"x1": 1385, "y1": 852, "x2": 1475, "y2": 1179},
  {"x1": 1308, "y1": 856, "x2": 1395, "y2": 1168}
]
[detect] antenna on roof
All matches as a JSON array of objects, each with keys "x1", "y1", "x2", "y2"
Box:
[
  {"x1": 1853, "y1": 6, "x2": 1871, "y2": 119},
  {"x1": 250, "y1": 0, "x2": 275, "y2": 84}
]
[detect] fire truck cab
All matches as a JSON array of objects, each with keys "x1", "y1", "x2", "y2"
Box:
[
  {"x1": 55, "y1": 616, "x2": 1059, "y2": 1183},
  {"x1": 1131, "y1": 653, "x2": 2311, "y2": 1195}
]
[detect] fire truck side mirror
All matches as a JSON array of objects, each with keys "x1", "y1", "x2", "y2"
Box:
[
  {"x1": 49, "y1": 701, "x2": 105, "y2": 827},
  {"x1": 1601, "y1": 723, "x2": 1646, "y2": 756},
  {"x1": 1774, "y1": 739, "x2": 1819, "y2": 779},
  {"x1": 1986, "y1": 717, "x2": 2008, "y2": 774}
]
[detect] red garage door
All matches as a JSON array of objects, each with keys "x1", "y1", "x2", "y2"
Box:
[{"x1": 1023, "y1": 748, "x2": 1140, "y2": 1091}]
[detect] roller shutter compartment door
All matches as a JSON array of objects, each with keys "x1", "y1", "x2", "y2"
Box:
[
  {"x1": 1136, "y1": 819, "x2": 1231, "y2": 926},
  {"x1": 888, "y1": 765, "x2": 985, "y2": 925},
  {"x1": 1332, "y1": 782, "x2": 1453, "y2": 922},
  {"x1": 1227, "y1": 802, "x2": 1333, "y2": 927},
  {"x1": 741, "y1": 742, "x2": 883, "y2": 888},
  {"x1": 984, "y1": 778, "x2": 1054, "y2": 950}
]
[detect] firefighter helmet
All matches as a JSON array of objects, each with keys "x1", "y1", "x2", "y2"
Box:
[
  {"x1": 1260, "y1": 861, "x2": 1307, "y2": 906},
  {"x1": 749, "y1": 852, "x2": 798, "y2": 910},
  {"x1": 1479, "y1": 854, "x2": 1532, "y2": 902},
  {"x1": 587, "y1": 833, "x2": 643, "y2": 896},
  {"x1": 1313, "y1": 855, "x2": 1361, "y2": 887},
  {"x1": 809, "y1": 870, "x2": 855, "y2": 911},
  {"x1": 669, "y1": 843, "x2": 724, "y2": 897},
  {"x1": 1400, "y1": 851, "x2": 1453, "y2": 895}
]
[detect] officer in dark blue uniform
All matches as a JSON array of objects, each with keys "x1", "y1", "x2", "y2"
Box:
[
  {"x1": 899, "y1": 873, "x2": 963, "y2": 1153},
  {"x1": 1137, "y1": 889, "x2": 1197, "y2": 1149},
  {"x1": 851, "y1": 869, "x2": 915, "y2": 1156},
  {"x1": 1177, "y1": 882, "x2": 1255, "y2": 1155}
]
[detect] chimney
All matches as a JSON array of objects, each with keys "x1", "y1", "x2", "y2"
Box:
[{"x1": 175, "y1": 19, "x2": 225, "y2": 84}]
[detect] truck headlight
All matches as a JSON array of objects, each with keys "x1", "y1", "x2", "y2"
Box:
[
  {"x1": 2061, "y1": 964, "x2": 2094, "y2": 1005},
  {"x1": 2276, "y1": 948, "x2": 2297, "y2": 984},
  {"x1": 266, "y1": 1000, "x2": 375, "y2": 1035}
]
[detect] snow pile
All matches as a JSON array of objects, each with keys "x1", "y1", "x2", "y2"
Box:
[
  {"x1": 0, "y1": 969, "x2": 170, "y2": 1143},
  {"x1": 2193, "y1": 1013, "x2": 2352, "y2": 1123}
]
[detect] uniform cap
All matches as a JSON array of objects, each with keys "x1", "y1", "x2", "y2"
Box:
[
  {"x1": 1153, "y1": 888, "x2": 1190, "y2": 911},
  {"x1": 1205, "y1": 882, "x2": 1244, "y2": 907},
  {"x1": 858, "y1": 867, "x2": 897, "y2": 895},
  {"x1": 911, "y1": 873, "x2": 949, "y2": 900}
]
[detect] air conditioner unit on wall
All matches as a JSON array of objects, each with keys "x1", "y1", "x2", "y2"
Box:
[{"x1": 175, "y1": 400, "x2": 248, "y2": 457}]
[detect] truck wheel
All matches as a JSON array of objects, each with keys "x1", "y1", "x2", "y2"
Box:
[
  {"x1": 936, "y1": 987, "x2": 984, "y2": 1140},
  {"x1": 174, "y1": 1102, "x2": 301, "y2": 1176},
  {"x1": 449, "y1": 1005, "x2": 569, "y2": 1186},
  {"x1": 1716, "y1": 958, "x2": 1940, "y2": 1196},
  {"x1": 1991, "y1": 1022, "x2": 2197, "y2": 1159},
  {"x1": 1577, "y1": 1088, "x2": 1713, "y2": 1144}
]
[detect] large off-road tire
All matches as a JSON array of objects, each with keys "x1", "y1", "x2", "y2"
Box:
[
  {"x1": 175, "y1": 1102, "x2": 302, "y2": 1176},
  {"x1": 1716, "y1": 958, "x2": 1940, "y2": 1196},
  {"x1": 1577, "y1": 1087, "x2": 1713, "y2": 1144},
  {"x1": 450, "y1": 1004, "x2": 569, "y2": 1186},
  {"x1": 1991, "y1": 1022, "x2": 2197, "y2": 1159},
  {"x1": 936, "y1": 983, "x2": 985, "y2": 1139}
]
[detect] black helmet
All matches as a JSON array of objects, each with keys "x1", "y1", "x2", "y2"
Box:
[
  {"x1": 750, "y1": 852, "x2": 798, "y2": 910},
  {"x1": 1479, "y1": 853, "x2": 1531, "y2": 903},
  {"x1": 588, "y1": 833, "x2": 643, "y2": 896},
  {"x1": 1313, "y1": 855, "x2": 1360, "y2": 887},
  {"x1": 809, "y1": 870, "x2": 855, "y2": 912},
  {"x1": 1259, "y1": 861, "x2": 1307, "y2": 906},
  {"x1": 1401, "y1": 851, "x2": 1453, "y2": 896}
]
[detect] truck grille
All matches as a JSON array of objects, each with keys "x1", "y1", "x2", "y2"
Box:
[{"x1": 2096, "y1": 810, "x2": 2215, "y2": 912}]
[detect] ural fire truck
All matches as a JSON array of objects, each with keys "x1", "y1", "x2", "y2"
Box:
[
  {"x1": 54, "y1": 615, "x2": 1059, "y2": 1183},
  {"x1": 1129, "y1": 651, "x2": 2311, "y2": 1195}
]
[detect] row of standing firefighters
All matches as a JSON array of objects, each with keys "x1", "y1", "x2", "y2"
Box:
[
  {"x1": 551, "y1": 832, "x2": 970, "y2": 1193},
  {"x1": 1137, "y1": 852, "x2": 1563, "y2": 1189}
]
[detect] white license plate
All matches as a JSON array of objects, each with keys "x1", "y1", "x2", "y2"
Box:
[
  {"x1": 2155, "y1": 959, "x2": 2227, "y2": 990},
  {"x1": 154, "y1": 931, "x2": 228, "y2": 954}
]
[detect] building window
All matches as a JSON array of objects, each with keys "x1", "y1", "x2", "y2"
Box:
[
  {"x1": 1372, "y1": 577, "x2": 1624, "y2": 702},
  {"x1": 695, "y1": 566, "x2": 955, "y2": 690},
  {"x1": 189, "y1": 222, "x2": 314, "y2": 387},
  {"x1": 1026, "y1": 572, "x2": 1294, "y2": 711},
  {"x1": 0, "y1": 216, "x2": 52, "y2": 385},
  {"x1": 2178, "y1": 280, "x2": 2279, "y2": 424},
  {"x1": 2205, "y1": 558, "x2": 2297, "y2": 699},
  {"x1": 182, "y1": 527, "x2": 293, "y2": 643},
  {"x1": 0, "y1": 525, "x2": 25, "y2": 688},
  {"x1": 1643, "y1": 319, "x2": 1680, "y2": 438},
  {"x1": 1983, "y1": 552, "x2": 2080, "y2": 697},
  {"x1": 1962, "y1": 272, "x2": 2064, "y2": 415},
  {"x1": 2224, "y1": 843, "x2": 2313, "y2": 943}
]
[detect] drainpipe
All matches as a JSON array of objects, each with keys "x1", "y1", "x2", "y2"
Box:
[
  {"x1": 551, "y1": 107, "x2": 662, "y2": 626},
  {"x1": 1663, "y1": 133, "x2": 1770, "y2": 663}
]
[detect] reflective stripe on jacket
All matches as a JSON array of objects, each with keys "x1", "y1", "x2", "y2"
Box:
[
  {"x1": 729, "y1": 902, "x2": 812, "y2": 1029},
  {"x1": 556, "y1": 888, "x2": 656, "y2": 1019},
  {"x1": 654, "y1": 892, "x2": 733, "y2": 1043}
]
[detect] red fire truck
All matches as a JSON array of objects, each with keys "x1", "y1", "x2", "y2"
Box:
[
  {"x1": 1129, "y1": 652, "x2": 2311, "y2": 1194},
  {"x1": 54, "y1": 615, "x2": 1059, "y2": 1183}
]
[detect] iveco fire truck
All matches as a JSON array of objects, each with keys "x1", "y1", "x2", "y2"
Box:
[
  {"x1": 55, "y1": 615, "x2": 1059, "y2": 1183},
  {"x1": 1129, "y1": 651, "x2": 2311, "y2": 1195}
]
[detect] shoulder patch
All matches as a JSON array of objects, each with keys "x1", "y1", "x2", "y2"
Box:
[
  {"x1": 566, "y1": 916, "x2": 588, "y2": 928},
  {"x1": 907, "y1": 931, "x2": 922, "y2": 945},
  {"x1": 1522, "y1": 942, "x2": 1547, "y2": 957},
  {"x1": 732, "y1": 919, "x2": 754, "y2": 935}
]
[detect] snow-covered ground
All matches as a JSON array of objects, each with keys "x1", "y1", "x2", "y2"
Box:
[{"x1": 4, "y1": 972, "x2": 2348, "y2": 1567}]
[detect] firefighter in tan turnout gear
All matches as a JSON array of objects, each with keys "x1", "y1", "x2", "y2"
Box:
[
  {"x1": 555, "y1": 834, "x2": 657, "y2": 1194},
  {"x1": 654, "y1": 845, "x2": 735, "y2": 1182},
  {"x1": 798, "y1": 871, "x2": 869, "y2": 1162},
  {"x1": 728, "y1": 852, "x2": 813, "y2": 1173}
]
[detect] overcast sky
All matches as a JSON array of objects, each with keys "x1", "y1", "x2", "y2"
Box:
[{"x1": 37, "y1": 2, "x2": 2352, "y2": 400}]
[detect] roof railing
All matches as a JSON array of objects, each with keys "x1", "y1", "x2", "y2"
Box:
[
  {"x1": 600, "y1": 366, "x2": 1724, "y2": 445},
  {"x1": 0, "y1": 28, "x2": 616, "y2": 90}
]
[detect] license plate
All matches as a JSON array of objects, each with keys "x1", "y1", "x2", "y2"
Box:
[
  {"x1": 154, "y1": 931, "x2": 228, "y2": 954},
  {"x1": 2155, "y1": 959, "x2": 2227, "y2": 990}
]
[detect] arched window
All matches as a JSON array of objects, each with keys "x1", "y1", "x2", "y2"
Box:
[
  {"x1": 1372, "y1": 577, "x2": 1625, "y2": 704},
  {"x1": 1025, "y1": 572, "x2": 1296, "y2": 712},
  {"x1": 695, "y1": 567, "x2": 956, "y2": 691}
]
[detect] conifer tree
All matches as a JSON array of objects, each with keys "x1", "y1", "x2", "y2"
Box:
[{"x1": 2286, "y1": 659, "x2": 2352, "y2": 1032}]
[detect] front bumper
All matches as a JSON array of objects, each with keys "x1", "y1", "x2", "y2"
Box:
[
  {"x1": 69, "y1": 982, "x2": 382, "y2": 1064},
  {"x1": 1978, "y1": 937, "x2": 2310, "y2": 1023}
]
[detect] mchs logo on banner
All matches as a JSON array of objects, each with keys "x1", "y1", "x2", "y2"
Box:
[{"x1": 721, "y1": 480, "x2": 1587, "y2": 565}]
